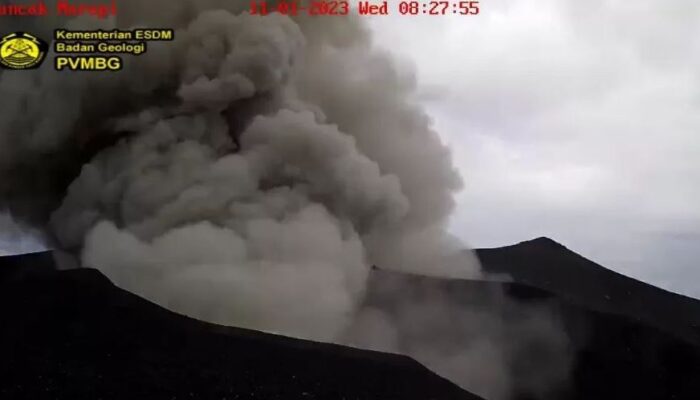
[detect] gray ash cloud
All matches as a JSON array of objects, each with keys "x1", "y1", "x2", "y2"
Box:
[{"x1": 0, "y1": 2, "x2": 571, "y2": 398}]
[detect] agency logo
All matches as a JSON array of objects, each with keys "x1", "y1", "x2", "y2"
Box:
[{"x1": 0, "y1": 32, "x2": 48, "y2": 70}]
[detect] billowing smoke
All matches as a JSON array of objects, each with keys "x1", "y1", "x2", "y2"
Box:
[
  {"x1": 0, "y1": 1, "x2": 570, "y2": 398},
  {"x1": 345, "y1": 271, "x2": 572, "y2": 400}
]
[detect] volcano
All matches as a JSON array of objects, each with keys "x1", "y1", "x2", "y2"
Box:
[
  {"x1": 477, "y1": 237, "x2": 700, "y2": 345},
  {"x1": 0, "y1": 253, "x2": 480, "y2": 400},
  {"x1": 2, "y1": 238, "x2": 700, "y2": 400},
  {"x1": 368, "y1": 237, "x2": 700, "y2": 400}
]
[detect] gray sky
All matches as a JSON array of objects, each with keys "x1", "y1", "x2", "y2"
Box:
[
  {"x1": 369, "y1": 0, "x2": 700, "y2": 298},
  {"x1": 0, "y1": 213, "x2": 45, "y2": 256}
]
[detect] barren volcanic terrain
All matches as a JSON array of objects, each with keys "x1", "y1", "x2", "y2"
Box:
[{"x1": 2, "y1": 238, "x2": 700, "y2": 399}]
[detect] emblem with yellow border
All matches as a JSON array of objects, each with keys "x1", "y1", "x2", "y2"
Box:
[{"x1": 0, "y1": 32, "x2": 48, "y2": 70}]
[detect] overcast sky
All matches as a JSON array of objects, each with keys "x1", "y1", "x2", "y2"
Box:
[{"x1": 369, "y1": 0, "x2": 700, "y2": 298}]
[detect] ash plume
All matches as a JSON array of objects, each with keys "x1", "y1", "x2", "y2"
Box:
[{"x1": 0, "y1": 1, "x2": 571, "y2": 398}]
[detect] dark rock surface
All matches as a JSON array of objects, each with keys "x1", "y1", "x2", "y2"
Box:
[
  {"x1": 3, "y1": 237, "x2": 700, "y2": 400},
  {"x1": 473, "y1": 238, "x2": 700, "y2": 399},
  {"x1": 0, "y1": 250, "x2": 56, "y2": 282},
  {"x1": 366, "y1": 268, "x2": 700, "y2": 400},
  {"x1": 476, "y1": 237, "x2": 700, "y2": 345},
  {"x1": 0, "y1": 254, "x2": 481, "y2": 400}
]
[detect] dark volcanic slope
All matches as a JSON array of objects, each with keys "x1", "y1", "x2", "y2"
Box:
[
  {"x1": 4, "y1": 240, "x2": 700, "y2": 400},
  {"x1": 476, "y1": 237, "x2": 700, "y2": 345},
  {"x1": 0, "y1": 257, "x2": 481, "y2": 400},
  {"x1": 0, "y1": 250, "x2": 56, "y2": 282},
  {"x1": 366, "y1": 269, "x2": 700, "y2": 400}
]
